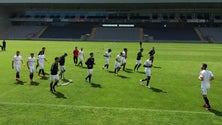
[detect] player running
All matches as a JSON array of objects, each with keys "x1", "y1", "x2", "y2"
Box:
[
  {"x1": 12, "y1": 51, "x2": 24, "y2": 83},
  {"x1": 140, "y1": 56, "x2": 154, "y2": 88},
  {"x1": 103, "y1": 48, "x2": 112, "y2": 70}
]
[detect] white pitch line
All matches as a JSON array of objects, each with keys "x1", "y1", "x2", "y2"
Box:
[{"x1": 0, "y1": 102, "x2": 212, "y2": 115}]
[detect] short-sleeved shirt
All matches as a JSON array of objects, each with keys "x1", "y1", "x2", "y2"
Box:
[
  {"x1": 199, "y1": 70, "x2": 214, "y2": 87},
  {"x1": 27, "y1": 57, "x2": 36, "y2": 67},
  {"x1": 38, "y1": 55, "x2": 45, "y2": 64},
  {"x1": 59, "y1": 55, "x2": 66, "y2": 66},
  {"x1": 104, "y1": 52, "x2": 111, "y2": 59},
  {"x1": 136, "y1": 51, "x2": 143, "y2": 60},
  {"x1": 50, "y1": 62, "x2": 58, "y2": 75},
  {"x1": 73, "y1": 49, "x2": 79, "y2": 57},
  {"x1": 85, "y1": 57, "x2": 95, "y2": 69},
  {"x1": 13, "y1": 55, "x2": 22, "y2": 65}
]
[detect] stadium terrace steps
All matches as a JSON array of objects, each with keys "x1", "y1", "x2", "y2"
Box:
[{"x1": 199, "y1": 27, "x2": 222, "y2": 43}]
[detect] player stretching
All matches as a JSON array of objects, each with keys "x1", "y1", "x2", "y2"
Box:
[
  {"x1": 198, "y1": 63, "x2": 214, "y2": 110},
  {"x1": 140, "y1": 56, "x2": 154, "y2": 88},
  {"x1": 114, "y1": 52, "x2": 122, "y2": 76},
  {"x1": 103, "y1": 48, "x2": 112, "y2": 70},
  {"x1": 59, "y1": 53, "x2": 67, "y2": 79},
  {"x1": 12, "y1": 51, "x2": 24, "y2": 83},
  {"x1": 134, "y1": 48, "x2": 143, "y2": 72},
  {"x1": 27, "y1": 53, "x2": 36, "y2": 83},
  {"x1": 85, "y1": 52, "x2": 95, "y2": 84},
  {"x1": 50, "y1": 57, "x2": 60, "y2": 93}
]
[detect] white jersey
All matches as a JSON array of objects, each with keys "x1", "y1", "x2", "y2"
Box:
[
  {"x1": 79, "y1": 50, "x2": 84, "y2": 60},
  {"x1": 144, "y1": 59, "x2": 152, "y2": 76},
  {"x1": 27, "y1": 57, "x2": 36, "y2": 67},
  {"x1": 199, "y1": 70, "x2": 213, "y2": 88},
  {"x1": 122, "y1": 51, "x2": 127, "y2": 63},
  {"x1": 13, "y1": 55, "x2": 22, "y2": 66},
  {"x1": 104, "y1": 51, "x2": 111, "y2": 59},
  {"x1": 115, "y1": 54, "x2": 121, "y2": 63},
  {"x1": 38, "y1": 55, "x2": 45, "y2": 64}
]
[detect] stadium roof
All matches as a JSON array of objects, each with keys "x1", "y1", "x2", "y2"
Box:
[{"x1": 0, "y1": 0, "x2": 221, "y2": 3}]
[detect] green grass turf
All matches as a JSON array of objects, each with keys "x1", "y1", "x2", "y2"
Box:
[{"x1": 0, "y1": 40, "x2": 222, "y2": 125}]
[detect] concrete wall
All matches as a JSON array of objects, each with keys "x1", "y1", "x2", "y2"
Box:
[{"x1": 0, "y1": 8, "x2": 11, "y2": 38}]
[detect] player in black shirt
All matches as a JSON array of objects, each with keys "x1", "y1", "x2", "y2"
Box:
[
  {"x1": 85, "y1": 52, "x2": 95, "y2": 83},
  {"x1": 50, "y1": 57, "x2": 60, "y2": 93},
  {"x1": 59, "y1": 53, "x2": 67, "y2": 79},
  {"x1": 134, "y1": 48, "x2": 143, "y2": 72}
]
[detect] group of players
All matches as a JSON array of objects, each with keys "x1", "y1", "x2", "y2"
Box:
[{"x1": 11, "y1": 43, "x2": 215, "y2": 110}]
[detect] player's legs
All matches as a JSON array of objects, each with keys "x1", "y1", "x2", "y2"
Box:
[
  {"x1": 85, "y1": 69, "x2": 93, "y2": 83},
  {"x1": 202, "y1": 87, "x2": 211, "y2": 109}
]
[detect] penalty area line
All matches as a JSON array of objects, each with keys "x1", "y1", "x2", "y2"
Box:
[{"x1": 0, "y1": 102, "x2": 211, "y2": 115}]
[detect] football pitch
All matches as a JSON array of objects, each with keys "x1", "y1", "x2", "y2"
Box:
[{"x1": 0, "y1": 40, "x2": 222, "y2": 125}]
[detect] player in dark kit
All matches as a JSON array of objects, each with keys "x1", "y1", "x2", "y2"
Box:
[
  {"x1": 85, "y1": 52, "x2": 95, "y2": 83},
  {"x1": 134, "y1": 48, "x2": 143, "y2": 72},
  {"x1": 50, "y1": 57, "x2": 60, "y2": 93},
  {"x1": 59, "y1": 53, "x2": 67, "y2": 79}
]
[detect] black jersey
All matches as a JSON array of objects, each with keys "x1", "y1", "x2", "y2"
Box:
[
  {"x1": 136, "y1": 51, "x2": 143, "y2": 60},
  {"x1": 50, "y1": 62, "x2": 58, "y2": 75},
  {"x1": 85, "y1": 57, "x2": 95, "y2": 69},
  {"x1": 149, "y1": 49, "x2": 155, "y2": 56},
  {"x1": 59, "y1": 55, "x2": 65, "y2": 66}
]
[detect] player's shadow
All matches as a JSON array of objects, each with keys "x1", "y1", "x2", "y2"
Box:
[
  {"x1": 137, "y1": 71, "x2": 145, "y2": 74},
  {"x1": 30, "y1": 81, "x2": 40, "y2": 86},
  {"x1": 14, "y1": 81, "x2": 26, "y2": 85},
  {"x1": 53, "y1": 91, "x2": 67, "y2": 99},
  {"x1": 90, "y1": 82, "x2": 102, "y2": 88},
  {"x1": 117, "y1": 74, "x2": 130, "y2": 79},
  {"x1": 150, "y1": 87, "x2": 167, "y2": 93},
  {"x1": 153, "y1": 66, "x2": 162, "y2": 69},
  {"x1": 209, "y1": 109, "x2": 222, "y2": 116},
  {"x1": 124, "y1": 68, "x2": 134, "y2": 73}
]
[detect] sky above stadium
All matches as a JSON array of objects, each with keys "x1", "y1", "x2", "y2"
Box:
[{"x1": 0, "y1": 0, "x2": 221, "y2": 3}]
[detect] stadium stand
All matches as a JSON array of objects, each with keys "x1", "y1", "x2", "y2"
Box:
[
  {"x1": 199, "y1": 27, "x2": 222, "y2": 43},
  {"x1": 92, "y1": 27, "x2": 142, "y2": 41},
  {"x1": 3, "y1": 26, "x2": 45, "y2": 39}
]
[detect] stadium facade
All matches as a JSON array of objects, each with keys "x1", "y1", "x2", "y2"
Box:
[{"x1": 0, "y1": 0, "x2": 222, "y2": 42}]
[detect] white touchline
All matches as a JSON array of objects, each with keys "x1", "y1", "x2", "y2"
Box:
[{"x1": 0, "y1": 102, "x2": 212, "y2": 115}]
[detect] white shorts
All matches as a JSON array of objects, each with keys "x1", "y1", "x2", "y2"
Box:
[
  {"x1": 145, "y1": 68, "x2": 151, "y2": 76},
  {"x1": 201, "y1": 84, "x2": 210, "y2": 95},
  {"x1": 39, "y1": 63, "x2": 44, "y2": 69},
  {"x1": 136, "y1": 60, "x2": 141, "y2": 65},
  {"x1": 87, "y1": 69, "x2": 93, "y2": 75},
  {"x1": 105, "y1": 58, "x2": 110, "y2": 64},
  {"x1": 122, "y1": 58, "x2": 126, "y2": 64},
  {"x1": 79, "y1": 56, "x2": 84, "y2": 61},
  {"x1": 114, "y1": 62, "x2": 121, "y2": 69},
  {"x1": 50, "y1": 74, "x2": 59, "y2": 82},
  {"x1": 60, "y1": 65, "x2": 65, "y2": 71},
  {"x1": 29, "y1": 66, "x2": 35, "y2": 73},
  {"x1": 14, "y1": 65, "x2": 21, "y2": 72}
]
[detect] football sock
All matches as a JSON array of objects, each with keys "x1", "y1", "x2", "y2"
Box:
[
  {"x1": 137, "y1": 64, "x2": 141, "y2": 70},
  {"x1": 16, "y1": 73, "x2": 20, "y2": 78},
  {"x1": 203, "y1": 97, "x2": 211, "y2": 108},
  {"x1": 134, "y1": 64, "x2": 138, "y2": 71}
]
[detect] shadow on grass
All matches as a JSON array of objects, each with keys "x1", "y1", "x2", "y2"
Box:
[
  {"x1": 137, "y1": 71, "x2": 145, "y2": 74},
  {"x1": 209, "y1": 109, "x2": 222, "y2": 116},
  {"x1": 14, "y1": 81, "x2": 26, "y2": 85},
  {"x1": 53, "y1": 91, "x2": 67, "y2": 99},
  {"x1": 124, "y1": 68, "x2": 134, "y2": 73},
  {"x1": 117, "y1": 74, "x2": 130, "y2": 79},
  {"x1": 30, "y1": 81, "x2": 40, "y2": 86},
  {"x1": 150, "y1": 87, "x2": 167, "y2": 93},
  {"x1": 90, "y1": 82, "x2": 102, "y2": 88},
  {"x1": 153, "y1": 66, "x2": 162, "y2": 69}
]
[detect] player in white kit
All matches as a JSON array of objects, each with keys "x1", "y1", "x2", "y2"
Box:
[
  {"x1": 77, "y1": 48, "x2": 84, "y2": 67},
  {"x1": 27, "y1": 53, "x2": 36, "y2": 83},
  {"x1": 103, "y1": 48, "x2": 112, "y2": 70},
  {"x1": 198, "y1": 63, "x2": 214, "y2": 110},
  {"x1": 140, "y1": 56, "x2": 154, "y2": 88},
  {"x1": 114, "y1": 52, "x2": 122, "y2": 76},
  {"x1": 37, "y1": 51, "x2": 48, "y2": 78},
  {"x1": 12, "y1": 51, "x2": 24, "y2": 83}
]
